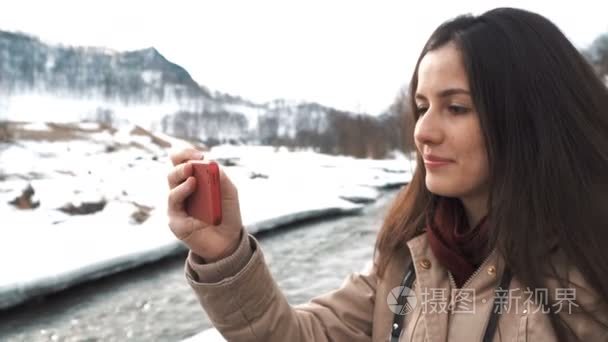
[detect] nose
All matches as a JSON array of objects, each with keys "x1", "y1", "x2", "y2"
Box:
[{"x1": 414, "y1": 107, "x2": 443, "y2": 147}]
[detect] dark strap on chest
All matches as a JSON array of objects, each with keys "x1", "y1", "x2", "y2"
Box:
[
  {"x1": 482, "y1": 267, "x2": 513, "y2": 342},
  {"x1": 390, "y1": 261, "x2": 416, "y2": 342}
]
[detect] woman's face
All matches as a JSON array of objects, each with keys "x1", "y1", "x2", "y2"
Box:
[{"x1": 413, "y1": 43, "x2": 489, "y2": 201}]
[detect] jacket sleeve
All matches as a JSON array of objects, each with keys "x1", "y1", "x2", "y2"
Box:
[{"x1": 184, "y1": 228, "x2": 377, "y2": 342}]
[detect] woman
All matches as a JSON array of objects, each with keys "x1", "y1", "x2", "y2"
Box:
[{"x1": 167, "y1": 7, "x2": 608, "y2": 341}]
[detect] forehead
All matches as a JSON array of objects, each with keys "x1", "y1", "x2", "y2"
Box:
[{"x1": 416, "y1": 43, "x2": 469, "y2": 94}]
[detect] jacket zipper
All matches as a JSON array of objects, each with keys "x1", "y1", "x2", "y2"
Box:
[
  {"x1": 447, "y1": 251, "x2": 496, "y2": 311},
  {"x1": 449, "y1": 249, "x2": 496, "y2": 290}
]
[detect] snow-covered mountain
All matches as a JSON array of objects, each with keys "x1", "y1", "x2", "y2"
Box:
[
  {"x1": 0, "y1": 31, "x2": 210, "y2": 104},
  {"x1": 0, "y1": 30, "x2": 406, "y2": 158}
]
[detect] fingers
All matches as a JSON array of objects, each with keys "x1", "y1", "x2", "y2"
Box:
[
  {"x1": 167, "y1": 162, "x2": 193, "y2": 190},
  {"x1": 170, "y1": 148, "x2": 204, "y2": 166},
  {"x1": 168, "y1": 176, "x2": 196, "y2": 215},
  {"x1": 168, "y1": 215, "x2": 202, "y2": 241}
]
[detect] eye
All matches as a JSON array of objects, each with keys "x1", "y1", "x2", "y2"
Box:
[
  {"x1": 448, "y1": 105, "x2": 470, "y2": 114},
  {"x1": 415, "y1": 106, "x2": 428, "y2": 115}
]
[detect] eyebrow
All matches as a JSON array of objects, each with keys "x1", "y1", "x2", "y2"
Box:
[{"x1": 414, "y1": 88, "x2": 470, "y2": 100}]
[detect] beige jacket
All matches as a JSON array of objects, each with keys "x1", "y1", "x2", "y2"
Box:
[{"x1": 185, "y1": 228, "x2": 608, "y2": 341}]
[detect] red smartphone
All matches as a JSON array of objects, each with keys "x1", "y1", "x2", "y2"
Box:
[{"x1": 185, "y1": 160, "x2": 222, "y2": 225}]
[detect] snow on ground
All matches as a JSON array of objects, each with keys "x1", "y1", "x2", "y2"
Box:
[{"x1": 0, "y1": 121, "x2": 413, "y2": 310}]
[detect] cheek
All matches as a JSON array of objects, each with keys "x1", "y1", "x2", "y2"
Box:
[
  {"x1": 460, "y1": 135, "x2": 489, "y2": 183},
  {"x1": 423, "y1": 134, "x2": 489, "y2": 197}
]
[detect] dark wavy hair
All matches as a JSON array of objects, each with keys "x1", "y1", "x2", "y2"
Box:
[{"x1": 374, "y1": 7, "x2": 608, "y2": 340}]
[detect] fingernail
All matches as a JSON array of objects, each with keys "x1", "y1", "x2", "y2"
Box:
[{"x1": 195, "y1": 151, "x2": 204, "y2": 160}]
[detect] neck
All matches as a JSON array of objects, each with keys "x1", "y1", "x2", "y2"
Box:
[{"x1": 459, "y1": 194, "x2": 488, "y2": 228}]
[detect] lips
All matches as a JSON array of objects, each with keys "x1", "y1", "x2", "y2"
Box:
[
  {"x1": 423, "y1": 154, "x2": 453, "y2": 162},
  {"x1": 422, "y1": 154, "x2": 453, "y2": 169}
]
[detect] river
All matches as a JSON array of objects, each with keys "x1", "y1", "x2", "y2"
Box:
[{"x1": 0, "y1": 189, "x2": 400, "y2": 342}]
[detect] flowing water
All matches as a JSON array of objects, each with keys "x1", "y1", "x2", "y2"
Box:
[{"x1": 0, "y1": 189, "x2": 399, "y2": 342}]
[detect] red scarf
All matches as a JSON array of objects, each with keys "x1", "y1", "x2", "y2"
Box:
[{"x1": 425, "y1": 197, "x2": 491, "y2": 288}]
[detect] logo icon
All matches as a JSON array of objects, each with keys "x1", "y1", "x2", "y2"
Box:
[{"x1": 387, "y1": 285, "x2": 417, "y2": 315}]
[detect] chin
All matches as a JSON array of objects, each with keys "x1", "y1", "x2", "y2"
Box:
[{"x1": 425, "y1": 177, "x2": 462, "y2": 197}]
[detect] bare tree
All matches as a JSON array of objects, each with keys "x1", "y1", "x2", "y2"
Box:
[{"x1": 585, "y1": 32, "x2": 608, "y2": 81}]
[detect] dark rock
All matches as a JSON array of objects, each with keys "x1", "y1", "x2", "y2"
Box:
[
  {"x1": 249, "y1": 172, "x2": 269, "y2": 180},
  {"x1": 58, "y1": 199, "x2": 107, "y2": 215},
  {"x1": 8, "y1": 183, "x2": 40, "y2": 209}
]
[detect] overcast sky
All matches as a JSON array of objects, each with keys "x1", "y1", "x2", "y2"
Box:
[{"x1": 1, "y1": 0, "x2": 606, "y2": 114}]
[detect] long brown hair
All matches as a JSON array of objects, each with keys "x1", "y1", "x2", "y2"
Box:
[{"x1": 374, "y1": 8, "x2": 608, "y2": 340}]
